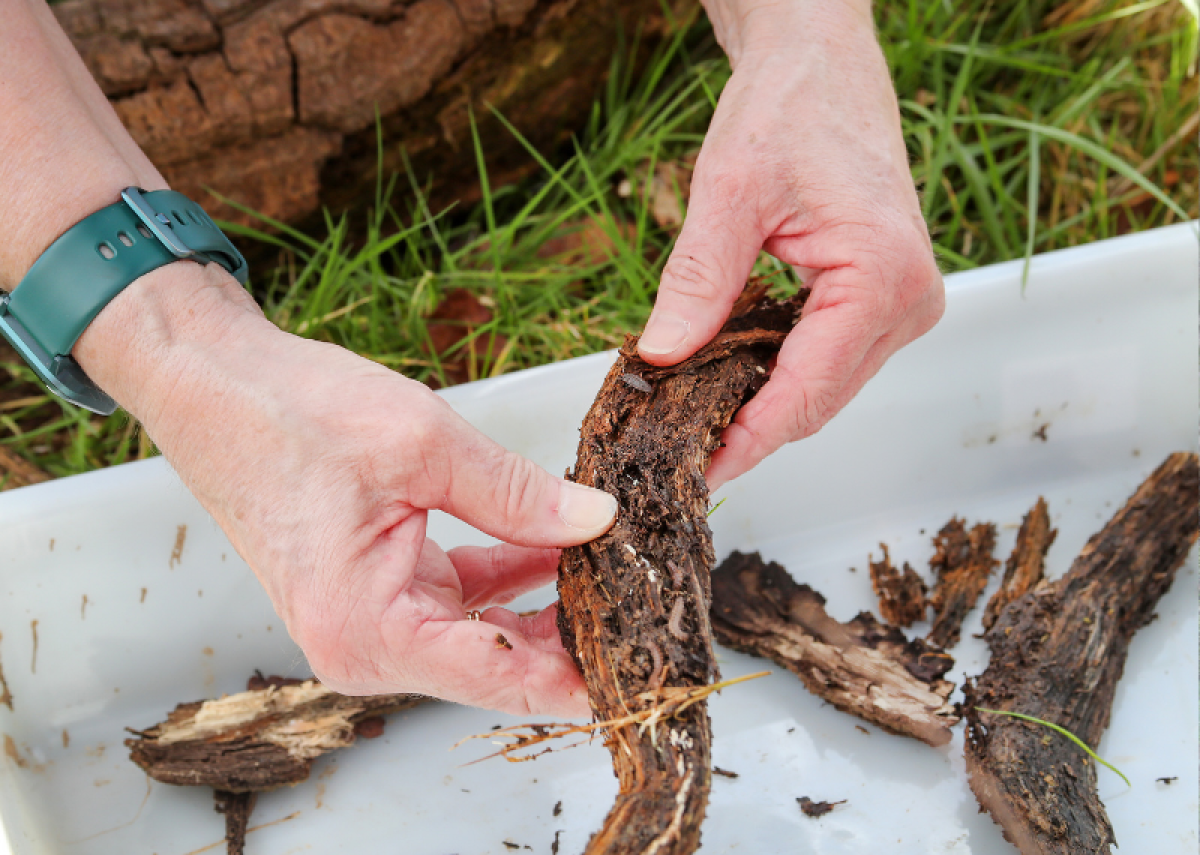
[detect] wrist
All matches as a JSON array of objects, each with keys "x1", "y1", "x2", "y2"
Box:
[
  {"x1": 73, "y1": 259, "x2": 268, "y2": 423},
  {"x1": 702, "y1": 0, "x2": 875, "y2": 68}
]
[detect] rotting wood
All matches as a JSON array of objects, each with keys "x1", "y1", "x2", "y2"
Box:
[
  {"x1": 926, "y1": 518, "x2": 998, "y2": 649},
  {"x1": 981, "y1": 497, "x2": 1056, "y2": 631},
  {"x1": 556, "y1": 281, "x2": 804, "y2": 855},
  {"x1": 710, "y1": 551, "x2": 958, "y2": 746},
  {"x1": 213, "y1": 790, "x2": 255, "y2": 855},
  {"x1": 964, "y1": 452, "x2": 1199, "y2": 855},
  {"x1": 54, "y1": 0, "x2": 689, "y2": 230},
  {"x1": 126, "y1": 677, "x2": 427, "y2": 791},
  {"x1": 868, "y1": 543, "x2": 927, "y2": 627}
]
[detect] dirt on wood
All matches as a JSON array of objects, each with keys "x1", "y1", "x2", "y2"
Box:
[
  {"x1": 982, "y1": 497, "x2": 1057, "y2": 631},
  {"x1": 926, "y1": 518, "x2": 998, "y2": 649},
  {"x1": 868, "y1": 543, "x2": 927, "y2": 627},
  {"x1": 710, "y1": 550, "x2": 959, "y2": 746},
  {"x1": 556, "y1": 282, "x2": 804, "y2": 855},
  {"x1": 964, "y1": 452, "x2": 1199, "y2": 855}
]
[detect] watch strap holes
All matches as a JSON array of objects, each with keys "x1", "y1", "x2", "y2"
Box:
[
  {"x1": 117, "y1": 231, "x2": 135, "y2": 247},
  {"x1": 136, "y1": 224, "x2": 153, "y2": 239},
  {"x1": 97, "y1": 242, "x2": 116, "y2": 260}
]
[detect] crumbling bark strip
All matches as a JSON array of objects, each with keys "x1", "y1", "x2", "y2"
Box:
[
  {"x1": 868, "y1": 543, "x2": 927, "y2": 628},
  {"x1": 981, "y1": 497, "x2": 1056, "y2": 631},
  {"x1": 710, "y1": 551, "x2": 958, "y2": 746},
  {"x1": 556, "y1": 284, "x2": 804, "y2": 855},
  {"x1": 964, "y1": 452, "x2": 1199, "y2": 855},
  {"x1": 926, "y1": 518, "x2": 998, "y2": 649},
  {"x1": 214, "y1": 790, "x2": 255, "y2": 855},
  {"x1": 126, "y1": 680, "x2": 426, "y2": 791}
]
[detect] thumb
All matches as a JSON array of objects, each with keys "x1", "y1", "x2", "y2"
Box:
[
  {"x1": 425, "y1": 405, "x2": 617, "y2": 548},
  {"x1": 639, "y1": 171, "x2": 765, "y2": 365}
]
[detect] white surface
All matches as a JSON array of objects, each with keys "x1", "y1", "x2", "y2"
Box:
[{"x1": 0, "y1": 223, "x2": 1196, "y2": 855}]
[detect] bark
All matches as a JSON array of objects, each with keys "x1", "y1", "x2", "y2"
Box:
[
  {"x1": 964, "y1": 452, "x2": 1199, "y2": 855},
  {"x1": 710, "y1": 551, "x2": 958, "y2": 747},
  {"x1": 556, "y1": 283, "x2": 804, "y2": 855},
  {"x1": 213, "y1": 790, "x2": 255, "y2": 855},
  {"x1": 868, "y1": 543, "x2": 927, "y2": 628},
  {"x1": 56, "y1": 0, "x2": 689, "y2": 231},
  {"x1": 125, "y1": 679, "x2": 426, "y2": 791},
  {"x1": 981, "y1": 497, "x2": 1056, "y2": 631},
  {"x1": 926, "y1": 518, "x2": 998, "y2": 649}
]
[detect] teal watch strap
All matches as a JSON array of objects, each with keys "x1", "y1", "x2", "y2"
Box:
[{"x1": 0, "y1": 188, "x2": 247, "y2": 416}]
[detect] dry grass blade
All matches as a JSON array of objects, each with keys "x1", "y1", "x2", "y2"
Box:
[{"x1": 453, "y1": 671, "x2": 770, "y2": 764}]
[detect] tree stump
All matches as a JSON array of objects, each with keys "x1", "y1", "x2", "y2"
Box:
[{"x1": 57, "y1": 0, "x2": 689, "y2": 229}]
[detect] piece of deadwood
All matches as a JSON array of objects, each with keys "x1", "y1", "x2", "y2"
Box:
[
  {"x1": 126, "y1": 679, "x2": 426, "y2": 791},
  {"x1": 213, "y1": 790, "x2": 255, "y2": 855},
  {"x1": 981, "y1": 497, "x2": 1057, "y2": 631},
  {"x1": 926, "y1": 518, "x2": 999, "y2": 649},
  {"x1": 710, "y1": 551, "x2": 958, "y2": 746},
  {"x1": 556, "y1": 282, "x2": 804, "y2": 855},
  {"x1": 964, "y1": 452, "x2": 1199, "y2": 855},
  {"x1": 868, "y1": 543, "x2": 928, "y2": 627}
]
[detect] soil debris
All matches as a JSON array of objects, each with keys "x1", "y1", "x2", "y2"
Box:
[
  {"x1": 712, "y1": 767, "x2": 739, "y2": 779},
  {"x1": 0, "y1": 632, "x2": 13, "y2": 710},
  {"x1": 170, "y1": 524, "x2": 187, "y2": 568},
  {"x1": 797, "y1": 797, "x2": 846, "y2": 818},
  {"x1": 495, "y1": 633, "x2": 513, "y2": 650},
  {"x1": 868, "y1": 543, "x2": 927, "y2": 627}
]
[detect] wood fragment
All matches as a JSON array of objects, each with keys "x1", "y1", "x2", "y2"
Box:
[
  {"x1": 964, "y1": 452, "x2": 1199, "y2": 855},
  {"x1": 868, "y1": 543, "x2": 928, "y2": 627},
  {"x1": 125, "y1": 679, "x2": 426, "y2": 791},
  {"x1": 213, "y1": 790, "x2": 255, "y2": 855},
  {"x1": 981, "y1": 497, "x2": 1057, "y2": 631},
  {"x1": 710, "y1": 551, "x2": 959, "y2": 746},
  {"x1": 557, "y1": 283, "x2": 804, "y2": 855},
  {"x1": 797, "y1": 797, "x2": 846, "y2": 818},
  {"x1": 926, "y1": 518, "x2": 999, "y2": 648}
]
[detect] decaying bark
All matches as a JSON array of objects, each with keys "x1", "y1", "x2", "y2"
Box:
[
  {"x1": 964, "y1": 452, "x2": 1199, "y2": 855},
  {"x1": 868, "y1": 543, "x2": 927, "y2": 627},
  {"x1": 556, "y1": 284, "x2": 805, "y2": 855},
  {"x1": 56, "y1": 0, "x2": 686, "y2": 229},
  {"x1": 126, "y1": 679, "x2": 426, "y2": 791},
  {"x1": 213, "y1": 790, "x2": 255, "y2": 855},
  {"x1": 926, "y1": 518, "x2": 998, "y2": 649},
  {"x1": 981, "y1": 497, "x2": 1056, "y2": 631},
  {"x1": 710, "y1": 551, "x2": 958, "y2": 746}
]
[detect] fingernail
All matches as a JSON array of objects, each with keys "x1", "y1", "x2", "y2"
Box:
[
  {"x1": 558, "y1": 482, "x2": 617, "y2": 532},
  {"x1": 639, "y1": 312, "x2": 690, "y2": 355}
]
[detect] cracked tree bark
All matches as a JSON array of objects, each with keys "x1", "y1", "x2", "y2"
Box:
[
  {"x1": 964, "y1": 452, "x2": 1199, "y2": 855},
  {"x1": 557, "y1": 283, "x2": 804, "y2": 855},
  {"x1": 57, "y1": 0, "x2": 688, "y2": 230}
]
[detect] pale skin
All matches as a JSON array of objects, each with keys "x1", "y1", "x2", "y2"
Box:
[{"x1": 1, "y1": 0, "x2": 941, "y2": 716}]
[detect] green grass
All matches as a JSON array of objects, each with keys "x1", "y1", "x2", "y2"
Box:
[
  {"x1": 975, "y1": 707, "x2": 1133, "y2": 787},
  {"x1": 1, "y1": 0, "x2": 1196, "y2": 480}
]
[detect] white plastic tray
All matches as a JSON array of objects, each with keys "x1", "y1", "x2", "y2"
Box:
[{"x1": 0, "y1": 223, "x2": 1195, "y2": 855}]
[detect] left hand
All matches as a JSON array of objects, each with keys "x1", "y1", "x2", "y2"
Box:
[{"x1": 638, "y1": 0, "x2": 945, "y2": 489}]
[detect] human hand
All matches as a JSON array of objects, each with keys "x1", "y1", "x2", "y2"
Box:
[
  {"x1": 2, "y1": 0, "x2": 613, "y2": 718},
  {"x1": 639, "y1": 0, "x2": 945, "y2": 489}
]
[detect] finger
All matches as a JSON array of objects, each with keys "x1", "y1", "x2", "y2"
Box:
[
  {"x1": 638, "y1": 165, "x2": 766, "y2": 365},
  {"x1": 418, "y1": 397, "x2": 617, "y2": 549},
  {"x1": 706, "y1": 275, "x2": 943, "y2": 488},
  {"x1": 397, "y1": 617, "x2": 590, "y2": 718},
  {"x1": 450, "y1": 544, "x2": 561, "y2": 610}
]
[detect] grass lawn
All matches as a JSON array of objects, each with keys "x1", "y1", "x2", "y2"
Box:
[{"x1": 1, "y1": 0, "x2": 1195, "y2": 485}]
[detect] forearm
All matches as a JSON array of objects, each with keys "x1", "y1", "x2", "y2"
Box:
[
  {"x1": 700, "y1": 0, "x2": 874, "y2": 68},
  {"x1": 0, "y1": 0, "x2": 263, "y2": 421}
]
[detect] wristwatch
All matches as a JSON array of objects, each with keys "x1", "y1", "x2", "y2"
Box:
[{"x1": 0, "y1": 187, "x2": 248, "y2": 415}]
